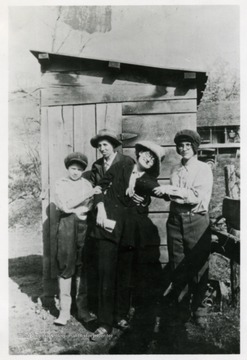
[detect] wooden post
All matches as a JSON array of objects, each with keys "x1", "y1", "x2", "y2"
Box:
[
  {"x1": 224, "y1": 165, "x2": 240, "y2": 199},
  {"x1": 224, "y1": 127, "x2": 228, "y2": 143},
  {"x1": 209, "y1": 127, "x2": 213, "y2": 143},
  {"x1": 224, "y1": 164, "x2": 240, "y2": 305}
]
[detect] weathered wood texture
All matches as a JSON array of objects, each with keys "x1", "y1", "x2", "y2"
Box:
[
  {"x1": 122, "y1": 114, "x2": 196, "y2": 146},
  {"x1": 96, "y1": 103, "x2": 123, "y2": 156},
  {"x1": 40, "y1": 70, "x2": 197, "y2": 107},
  {"x1": 74, "y1": 104, "x2": 97, "y2": 165},
  {"x1": 40, "y1": 108, "x2": 50, "y2": 284},
  {"x1": 41, "y1": 85, "x2": 196, "y2": 107},
  {"x1": 122, "y1": 99, "x2": 197, "y2": 115},
  {"x1": 224, "y1": 165, "x2": 240, "y2": 200}
]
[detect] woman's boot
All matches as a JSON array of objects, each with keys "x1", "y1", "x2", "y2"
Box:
[{"x1": 76, "y1": 275, "x2": 97, "y2": 323}]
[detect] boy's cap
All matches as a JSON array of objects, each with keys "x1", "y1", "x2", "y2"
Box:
[
  {"x1": 64, "y1": 152, "x2": 88, "y2": 169},
  {"x1": 90, "y1": 129, "x2": 122, "y2": 148}
]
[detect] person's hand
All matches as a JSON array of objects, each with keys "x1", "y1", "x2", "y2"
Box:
[
  {"x1": 154, "y1": 185, "x2": 178, "y2": 197},
  {"x1": 132, "y1": 193, "x2": 145, "y2": 205},
  {"x1": 96, "y1": 202, "x2": 107, "y2": 227},
  {"x1": 93, "y1": 186, "x2": 102, "y2": 195},
  {"x1": 153, "y1": 185, "x2": 168, "y2": 197}
]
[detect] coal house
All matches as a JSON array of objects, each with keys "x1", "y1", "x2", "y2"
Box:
[{"x1": 31, "y1": 50, "x2": 208, "y2": 298}]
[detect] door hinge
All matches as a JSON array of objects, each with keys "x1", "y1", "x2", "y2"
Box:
[{"x1": 120, "y1": 132, "x2": 138, "y2": 141}]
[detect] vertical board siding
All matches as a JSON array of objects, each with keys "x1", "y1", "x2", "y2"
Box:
[
  {"x1": 48, "y1": 106, "x2": 68, "y2": 199},
  {"x1": 74, "y1": 104, "x2": 97, "y2": 169},
  {"x1": 62, "y1": 106, "x2": 74, "y2": 154},
  {"x1": 47, "y1": 106, "x2": 68, "y2": 279},
  {"x1": 40, "y1": 107, "x2": 50, "y2": 285},
  {"x1": 96, "y1": 103, "x2": 122, "y2": 134},
  {"x1": 96, "y1": 103, "x2": 123, "y2": 158}
]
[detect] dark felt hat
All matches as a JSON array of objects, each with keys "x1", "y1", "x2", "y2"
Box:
[
  {"x1": 135, "y1": 140, "x2": 165, "y2": 177},
  {"x1": 64, "y1": 152, "x2": 88, "y2": 169},
  {"x1": 174, "y1": 129, "x2": 201, "y2": 154},
  {"x1": 90, "y1": 129, "x2": 122, "y2": 148}
]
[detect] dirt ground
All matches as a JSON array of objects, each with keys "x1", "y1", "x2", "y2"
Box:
[{"x1": 8, "y1": 213, "x2": 240, "y2": 355}]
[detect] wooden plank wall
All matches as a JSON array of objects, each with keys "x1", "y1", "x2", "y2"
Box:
[{"x1": 40, "y1": 71, "x2": 197, "y2": 107}]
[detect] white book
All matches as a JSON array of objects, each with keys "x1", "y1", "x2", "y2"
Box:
[{"x1": 103, "y1": 218, "x2": 116, "y2": 233}]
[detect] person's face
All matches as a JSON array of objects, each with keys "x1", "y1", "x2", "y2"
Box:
[
  {"x1": 67, "y1": 163, "x2": 84, "y2": 181},
  {"x1": 177, "y1": 141, "x2": 194, "y2": 160},
  {"x1": 138, "y1": 150, "x2": 156, "y2": 170},
  {"x1": 97, "y1": 139, "x2": 115, "y2": 159}
]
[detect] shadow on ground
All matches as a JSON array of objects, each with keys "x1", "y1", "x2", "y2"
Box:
[
  {"x1": 108, "y1": 300, "x2": 225, "y2": 355},
  {"x1": 9, "y1": 255, "x2": 43, "y2": 302},
  {"x1": 8, "y1": 255, "x2": 239, "y2": 355},
  {"x1": 9, "y1": 255, "x2": 58, "y2": 318}
]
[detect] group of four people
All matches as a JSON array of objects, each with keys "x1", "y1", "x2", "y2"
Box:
[{"x1": 53, "y1": 128, "x2": 213, "y2": 341}]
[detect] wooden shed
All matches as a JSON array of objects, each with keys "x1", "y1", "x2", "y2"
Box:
[{"x1": 31, "y1": 50, "x2": 207, "y2": 297}]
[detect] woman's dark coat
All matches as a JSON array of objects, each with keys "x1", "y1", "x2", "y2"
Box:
[
  {"x1": 90, "y1": 152, "x2": 127, "y2": 187},
  {"x1": 91, "y1": 155, "x2": 161, "y2": 248}
]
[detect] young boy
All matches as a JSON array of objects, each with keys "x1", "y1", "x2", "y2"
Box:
[{"x1": 54, "y1": 152, "x2": 101, "y2": 326}]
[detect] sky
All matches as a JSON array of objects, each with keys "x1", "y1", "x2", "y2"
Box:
[{"x1": 8, "y1": 5, "x2": 240, "y2": 91}]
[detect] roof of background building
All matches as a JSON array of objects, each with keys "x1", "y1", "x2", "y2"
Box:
[{"x1": 197, "y1": 100, "x2": 240, "y2": 127}]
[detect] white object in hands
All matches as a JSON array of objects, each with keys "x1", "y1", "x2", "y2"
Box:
[{"x1": 103, "y1": 218, "x2": 116, "y2": 233}]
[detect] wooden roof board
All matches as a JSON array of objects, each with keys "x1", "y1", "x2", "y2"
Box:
[
  {"x1": 30, "y1": 49, "x2": 207, "y2": 74},
  {"x1": 197, "y1": 101, "x2": 240, "y2": 127}
]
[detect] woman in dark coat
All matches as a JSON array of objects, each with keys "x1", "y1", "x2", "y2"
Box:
[
  {"x1": 90, "y1": 140, "x2": 165, "y2": 341},
  {"x1": 85, "y1": 129, "x2": 146, "y2": 319}
]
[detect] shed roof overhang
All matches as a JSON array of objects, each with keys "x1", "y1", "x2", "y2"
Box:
[
  {"x1": 30, "y1": 49, "x2": 208, "y2": 105},
  {"x1": 30, "y1": 49, "x2": 207, "y2": 74}
]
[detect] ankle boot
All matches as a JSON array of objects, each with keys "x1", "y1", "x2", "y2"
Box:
[
  {"x1": 76, "y1": 276, "x2": 96, "y2": 323},
  {"x1": 54, "y1": 277, "x2": 72, "y2": 326}
]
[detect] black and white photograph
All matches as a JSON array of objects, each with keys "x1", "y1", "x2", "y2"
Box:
[{"x1": 4, "y1": 1, "x2": 246, "y2": 356}]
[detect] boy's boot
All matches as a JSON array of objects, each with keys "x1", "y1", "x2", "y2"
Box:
[
  {"x1": 54, "y1": 277, "x2": 72, "y2": 326},
  {"x1": 76, "y1": 275, "x2": 96, "y2": 323}
]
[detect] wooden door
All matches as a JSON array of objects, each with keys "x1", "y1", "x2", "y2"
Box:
[{"x1": 41, "y1": 102, "x2": 122, "y2": 293}]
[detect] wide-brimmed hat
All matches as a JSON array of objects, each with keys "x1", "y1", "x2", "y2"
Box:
[
  {"x1": 90, "y1": 129, "x2": 122, "y2": 148},
  {"x1": 64, "y1": 152, "x2": 88, "y2": 169},
  {"x1": 174, "y1": 129, "x2": 201, "y2": 154},
  {"x1": 135, "y1": 140, "x2": 165, "y2": 177}
]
